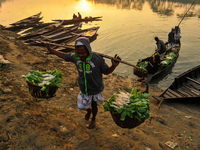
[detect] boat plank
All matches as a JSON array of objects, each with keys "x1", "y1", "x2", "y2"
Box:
[
  {"x1": 180, "y1": 86, "x2": 198, "y2": 97},
  {"x1": 163, "y1": 93, "x2": 172, "y2": 99},
  {"x1": 186, "y1": 77, "x2": 200, "y2": 85},
  {"x1": 183, "y1": 84, "x2": 200, "y2": 96},
  {"x1": 176, "y1": 89, "x2": 192, "y2": 97},
  {"x1": 167, "y1": 89, "x2": 182, "y2": 97},
  {"x1": 165, "y1": 91, "x2": 177, "y2": 98}
]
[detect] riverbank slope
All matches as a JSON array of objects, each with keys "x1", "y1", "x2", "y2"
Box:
[{"x1": 0, "y1": 26, "x2": 200, "y2": 150}]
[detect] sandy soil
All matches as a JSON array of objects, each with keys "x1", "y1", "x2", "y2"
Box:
[{"x1": 0, "y1": 26, "x2": 200, "y2": 150}]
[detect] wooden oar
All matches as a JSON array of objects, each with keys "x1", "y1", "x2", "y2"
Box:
[{"x1": 40, "y1": 41, "x2": 147, "y2": 71}]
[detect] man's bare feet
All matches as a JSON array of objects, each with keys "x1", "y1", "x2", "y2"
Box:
[{"x1": 87, "y1": 120, "x2": 96, "y2": 129}]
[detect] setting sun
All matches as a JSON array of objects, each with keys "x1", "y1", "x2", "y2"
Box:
[{"x1": 77, "y1": 0, "x2": 91, "y2": 12}]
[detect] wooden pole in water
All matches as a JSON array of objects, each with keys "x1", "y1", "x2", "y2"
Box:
[{"x1": 177, "y1": 0, "x2": 196, "y2": 27}]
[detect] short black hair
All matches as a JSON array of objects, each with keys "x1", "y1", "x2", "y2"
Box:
[
  {"x1": 154, "y1": 37, "x2": 159, "y2": 41},
  {"x1": 154, "y1": 55, "x2": 160, "y2": 62}
]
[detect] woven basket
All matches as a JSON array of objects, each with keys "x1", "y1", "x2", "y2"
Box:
[
  {"x1": 133, "y1": 67, "x2": 148, "y2": 78},
  {"x1": 110, "y1": 112, "x2": 145, "y2": 129},
  {"x1": 26, "y1": 81, "x2": 58, "y2": 98}
]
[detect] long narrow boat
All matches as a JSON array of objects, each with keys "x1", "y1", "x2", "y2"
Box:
[
  {"x1": 5, "y1": 22, "x2": 54, "y2": 31},
  {"x1": 153, "y1": 65, "x2": 200, "y2": 102},
  {"x1": 42, "y1": 26, "x2": 100, "y2": 43},
  {"x1": 52, "y1": 16, "x2": 102, "y2": 25},
  {"x1": 52, "y1": 27, "x2": 99, "y2": 52},
  {"x1": 25, "y1": 23, "x2": 82, "y2": 44},
  {"x1": 40, "y1": 23, "x2": 82, "y2": 39},
  {"x1": 10, "y1": 12, "x2": 42, "y2": 26},
  {"x1": 133, "y1": 43, "x2": 181, "y2": 79},
  {"x1": 29, "y1": 26, "x2": 99, "y2": 51},
  {"x1": 18, "y1": 21, "x2": 64, "y2": 39}
]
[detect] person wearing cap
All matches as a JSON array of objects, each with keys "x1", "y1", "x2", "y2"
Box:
[
  {"x1": 174, "y1": 26, "x2": 181, "y2": 46},
  {"x1": 154, "y1": 37, "x2": 166, "y2": 60},
  {"x1": 45, "y1": 37, "x2": 121, "y2": 129},
  {"x1": 137, "y1": 55, "x2": 161, "y2": 93},
  {"x1": 168, "y1": 28, "x2": 175, "y2": 49}
]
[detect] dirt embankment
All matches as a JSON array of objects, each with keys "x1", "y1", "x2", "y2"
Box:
[{"x1": 0, "y1": 26, "x2": 200, "y2": 150}]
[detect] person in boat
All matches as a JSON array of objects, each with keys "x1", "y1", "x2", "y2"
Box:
[
  {"x1": 45, "y1": 37, "x2": 121, "y2": 129},
  {"x1": 138, "y1": 55, "x2": 161, "y2": 93},
  {"x1": 77, "y1": 12, "x2": 82, "y2": 19},
  {"x1": 168, "y1": 28, "x2": 175, "y2": 49},
  {"x1": 174, "y1": 26, "x2": 181, "y2": 46},
  {"x1": 154, "y1": 37, "x2": 166, "y2": 60},
  {"x1": 73, "y1": 13, "x2": 78, "y2": 19}
]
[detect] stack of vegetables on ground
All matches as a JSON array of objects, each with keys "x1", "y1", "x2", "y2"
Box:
[
  {"x1": 103, "y1": 88, "x2": 151, "y2": 121},
  {"x1": 22, "y1": 67, "x2": 63, "y2": 93}
]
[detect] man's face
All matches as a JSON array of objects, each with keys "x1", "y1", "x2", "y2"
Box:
[{"x1": 75, "y1": 45, "x2": 89, "y2": 61}]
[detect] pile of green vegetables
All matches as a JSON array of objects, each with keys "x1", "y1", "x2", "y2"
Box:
[
  {"x1": 135, "y1": 59, "x2": 148, "y2": 73},
  {"x1": 22, "y1": 67, "x2": 63, "y2": 93},
  {"x1": 103, "y1": 88, "x2": 151, "y2": 121},
  {"x1": 136, "y1": 49, "x2": 178, "y2": 73},
  {"x1": 160, "y1": 51, "x2": 177, "y2": 68}
]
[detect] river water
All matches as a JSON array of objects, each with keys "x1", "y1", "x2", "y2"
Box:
[{"x1": 0, "y1": 0, "x2": 200, "y2": 90}]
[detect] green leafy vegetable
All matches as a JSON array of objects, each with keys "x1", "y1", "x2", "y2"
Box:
[
  {"x1": 103, "y1": 88, "x2": 151, "y2": 121},
  {"x1": 22, "y1": 67, "x2": 63, "y2": 93},
  {"x1": 160, "y1": 51, "x2": 177, "y2": 68},
  {"x1": 135, "y1": 59, "x2": 148, "y2": 73}
]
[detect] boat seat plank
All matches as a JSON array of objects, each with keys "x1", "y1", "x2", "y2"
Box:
[
  {"x1": 183, "y1": 84, "x2": 200, "y2": 96},
  {"x1": 163, "y1": 93, "x2": 172, "y2": 99},
  {"x1": 180, "y1": 86, "x2": 198, "y2": 97},
  {"x1": 165, "y1": 91, "x2": 177, "y2": 98},
  {"x1": 186, "y1": 77, "x2": 200, "y2": 85},
  {"x1": 187, "y1": 82, "x2": 200, "y2": 90},
  {"x1": 167, "y1": 89, "x2": 182, "y2": 97},
  {"x1": 176, "y1": 89, "x2": 191, "y2": 97}
]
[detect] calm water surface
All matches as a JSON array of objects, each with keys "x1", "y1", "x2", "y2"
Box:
[{"x1": 0, "y1": 0, "x2": 200, "y2": 90}]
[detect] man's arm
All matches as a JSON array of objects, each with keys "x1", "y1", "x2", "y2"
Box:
[
  {"x1": 45, "y1": 44, "x2": 66, "y2": 59},
  {"x1": 106, "y1": 54, "x2": 121, "y2": 74}
]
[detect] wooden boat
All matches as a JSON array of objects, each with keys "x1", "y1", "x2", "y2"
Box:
[
  {"x1": 8, "y1": 21, "x2": 60, "y2": 30},
  {"x1": 40, "y1": 23, "x2": 82, "y2": 39},
  {"x1": 10, "y1": 12, "x2": 42, "y2": 26},
  {"x1": 153, "y1": 65, "x2": 200, "y2": 102},
  {"x1": 18, "y1": 21, "x2": 64, "y2": 39},
  {"x1": 42, "y1": 26, "x2": 100, "y2": 43},
  {"x1": 134, "y1": 43, "x2": 181, "y2": 78},
  {"x1": 25, "y1": 23, "x2": 82, "y2": 44},
  {"x1": 29, "y1": 26, "x2": 99, "y2": 52},
  {"x1": 52, "y1": 16, "x2": 102, "y2": 25}
]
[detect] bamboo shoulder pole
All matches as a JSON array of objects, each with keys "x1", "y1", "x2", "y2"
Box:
[
  {"x1": 94, "y1": 52, "x2": 146, "y2": 71},
  {"x1": 40, "y1": 41, "x2": 147, "y2": 71}
]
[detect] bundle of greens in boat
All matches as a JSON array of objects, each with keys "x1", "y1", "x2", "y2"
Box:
[
  {"x1": 103, "y1": 88, "x2": 151, "y2": 121},
  {"x1": 136, "y1": 48, "x2": 178, "y2": 72},
  {"x1": 22, "y1": 67, "x2": 63, "y2": 93}
]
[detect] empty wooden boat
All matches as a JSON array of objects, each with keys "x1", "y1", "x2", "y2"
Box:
[{"x1": 154, "y1": 65, "x2": 200, "y2": 102}]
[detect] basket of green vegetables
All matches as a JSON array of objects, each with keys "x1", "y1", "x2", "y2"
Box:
[
  {"x1": 103, "y1": 88, "x2": 150, "y2": 129},
  {"x1": 133, "y1": 59, "x2": 148, "y2": 77},
  {"x1": 22, "y1": 68, "x2": 63, "y2": 98}
]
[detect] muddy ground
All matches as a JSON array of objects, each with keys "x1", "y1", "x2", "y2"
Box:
[{"x1": 0, "y1": 26, "x2": 200, "y2": 150}]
